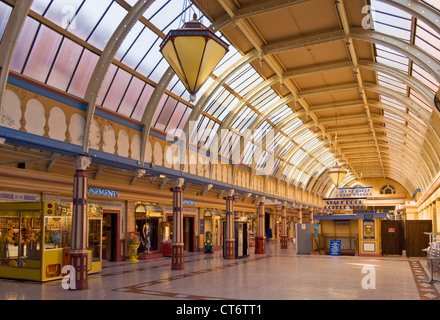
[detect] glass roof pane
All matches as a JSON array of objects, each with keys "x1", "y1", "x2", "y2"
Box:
[
  {"x1": 117, "y1": 76, "x2": 146, "y2": 118},
  {"x1": 380, "y1": 96, "x2": 407, "y2": 112},
  {"x1": 242, "y1": 143, "x2": 258, "y2": 165},
  {"x1": 30, "y1": 0, "x2": 51, "y2": 15},
  {"x1": 22, "y1": 24, "x2": 63, "y2": 83},
  {"x1": 371, "y1": 0, "x2": 412, "y2": 41},
  {"x1": 422, "y1": 0, "x2": 440, "y2": 11},
  {"x1": 283, "y1": 117, "x2": 304, "y2": 135},
  {"x1": 219, "y1": 130, "x2": 241, "y2": 158},
  {"x1": 375, "y1": 44, "x2": 409, "y2": 72},
  {"x1": 0, "y1": 1, "x2": 12, "y2": 42},
  {"x1": 414, "y1": 20, "x2": 440, "y2": 62},
  {"x1": 10, "y1": 17, "x2": 39, "y2": 73},
  {"x1": 410, "y1": 89, "x2": 433, "y2": 114},
  {"x1": 384, "y1": 111, "x2": 405, "y2": 124},
  {"x1": 131, "y1": 83, "x2": 155, "y2": 121},
  {"x1": 118, "y1": 23, "x2": 158, "y2": 69},
  {"x1": 412, "y1": 63, "x2": 439, "y2": 93},
  {"x1": 101, "y1": 68, "x2": 132, "y2": 112},
  {"x1": 43, "y1": 0, "x2": 84, "y2": 30},
  {"x1": 279, "y1": 141, "x2": 295, "y2": 158},
  {"x1": 377, "y1": 72, "x2": 407, "y2": 94},
  {"x1": 268, "y1": 106, "x2": 294, "y2": 125},
  {"x1": 87, "y1": 2, "x2": 127, "y2": 51},
  {"x1": 250, "y1": 88, "x2": 279, "y2": 112},
  {"x1": 228, "y1": 66, "x2": 263, "y2": 97},
  {"x1": 67, "y1": 49, "x2": 99, "y2": 97},
  {"x1": 293, "y1": 129, "x2": 314, "y2": 144},
  {"x1": 289, "y1": 149, "x2": 305, "y2": 163},
  {"x1": 68, "y1": 0, "x2": 114, "y2": 41},
  {"x1": 231, "y1": 108, "x2": 257, "y2": 133},
  {"x1": 46, "y1": 38, "x2": 84, "y2": 92},
  {"x1": 213, "y1": 47, "x2": 240, "y2": 77},
  {"x1": 267, "y1": 132, "x2": 284, "y2": 152},
  {"x1": 252, "y1": 122, "x2": 274, "y2": 143}
]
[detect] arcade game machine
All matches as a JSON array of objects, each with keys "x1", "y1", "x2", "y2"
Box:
[{"x1": 0, "y1": 202, "x2": 102, "y2": 282}]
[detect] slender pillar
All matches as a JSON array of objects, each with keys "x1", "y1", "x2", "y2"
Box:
[
  {"x1": 255, "y1": 196, "x2": 266, "y2": 254},
  {"x1": 70, "y1": 156, "x2": 91, "y2": 290},
  {"x1": 281, "y1": 201, "x2": 288, "y2": 249},
  {"x1": 225, "y1": 189, "x2": 235, "y2": 259},
  {"x1": 171, "y1": 178, "x2": 185, "y2": 270},
  {"x1": 298, "y1": 207, "x2": 303, "y2": 224}
]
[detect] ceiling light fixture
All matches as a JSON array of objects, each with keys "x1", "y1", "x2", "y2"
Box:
[{"x1": 160, "y1": 14, "x2": 229, "y2": 102}]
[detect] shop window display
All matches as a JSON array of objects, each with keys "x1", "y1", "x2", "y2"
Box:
[
  {"x1": 0, "y1": 202, "x2": 102, "y2": 282},
  {"x1": 0, "y1": 210, "x2": 41, "y2": 269}
]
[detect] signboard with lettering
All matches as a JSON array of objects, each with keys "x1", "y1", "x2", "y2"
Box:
[
  {"x1": 329, "y1": 240, "x2": 342, "y2": 256},
  {"x1": 337, "y1": 187, "x2": 373, "y2": 198},
  {"x1": 88, "y1": 187, "x2": 120, "y2": 198}
]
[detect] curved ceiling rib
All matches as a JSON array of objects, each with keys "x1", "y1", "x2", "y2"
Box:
[{"x1": 0, "y1": 0, "x2": 32, "y2": 116}]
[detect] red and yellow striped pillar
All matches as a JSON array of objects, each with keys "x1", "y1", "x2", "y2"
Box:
[
  {"x1": 70, "y1": 156, "x2": 91, "y2": 290},
  {"x1": 224, "y1": 189, "x2": 235, "y2": 260},
  {"x1": 171, "y1": 177, "x2": 185, "y2": 270},
  {"x1": 255, "y1": 196, "x2": 266, "y2": 254},
  {"x1": 281, "y1": 201, "x2": 288, "y2": 249}
]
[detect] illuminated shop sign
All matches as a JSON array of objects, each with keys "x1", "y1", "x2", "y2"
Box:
[
  {"x1": 183, "y1": 199, "x2": 196, "y2": 206},
  {"x1": 88, "y1": 187, "x2": 120, "y2": 198}
]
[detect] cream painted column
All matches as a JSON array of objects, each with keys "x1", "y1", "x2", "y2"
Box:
[
  {"x1": 255, "y1": 196, "x2": 266, "y2": 254},
  {"x1": 171, "y1": 177, "x2": 185, "y2": 270},
  {"x1": 281, "y1": 201, "x2": 288, "y2": 249},
  {"x1": 435, "y1": 200, "x2": 440, "y2": 233},
  {"x1": 71, "y1": 156, "x2": 91, "y2": 290},
  {"x1": 224, "y1": 189, "x2": 235, "y2": 259}
]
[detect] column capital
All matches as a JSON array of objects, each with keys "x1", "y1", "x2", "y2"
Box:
[
  {"x1": 173, "y1": 177, "x2": 185, "y2": 188},
  {"x1": 281, "y1": 201, "x2": 288, "y2": 207},
  {"x1": 73, "y1": 156, "x2": 91, "y2": 170},
  {"x1": 227, "y1": 189, "x2": 235, "y2": 197},
  {"x1": 259, "y1": 196, "x2": 265, "y2": 203}
]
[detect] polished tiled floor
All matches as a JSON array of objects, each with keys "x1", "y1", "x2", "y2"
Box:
[{"x1": 0, "y1": 241, "x2": 439, "y2": 301}]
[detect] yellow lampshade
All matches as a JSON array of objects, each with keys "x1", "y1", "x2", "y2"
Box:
[
  {"x1": 327, "y1": 164, "x2": 347, "y2": 188},
  {"x1": 160, "y1": 15, "x2": 229, "y2": 101}
]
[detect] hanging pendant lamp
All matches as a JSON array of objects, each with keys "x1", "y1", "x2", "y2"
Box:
[
  {"x1": 327, "y1": 163, "x2": 347, "y2": 188},
  {"x1": 160, "y1": 14, "x2": 229, "y2": 102}
]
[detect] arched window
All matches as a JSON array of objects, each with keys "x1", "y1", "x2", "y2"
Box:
[{"x1": 380, "y1": 184, "x2": 396, "y2": 195}]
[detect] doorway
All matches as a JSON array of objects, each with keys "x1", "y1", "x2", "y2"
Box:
[
  {"x1": 406, "y1": 220, "x2": 432, "y2": 257},
  {"x1": 381, "y1": 220, "x2": 404, "y2": 255},
  {"x1": 183, "y1": 217, "x2": 194, "y2": 252},
  {"x1": 103, "y1": 212, "x2": 118, "y2": 261}
]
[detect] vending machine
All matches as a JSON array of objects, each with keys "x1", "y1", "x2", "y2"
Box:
[
  {"x1": 222, "y1": 221, "x2": 249, "y2": 259},
  {"x1": 295, "y1": 223, "x2": 312, "y2": 254}
]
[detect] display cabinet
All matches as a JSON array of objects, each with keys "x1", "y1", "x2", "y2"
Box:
[{"x1": 0, "y1": 202, "x2": 102, "y2": 282}]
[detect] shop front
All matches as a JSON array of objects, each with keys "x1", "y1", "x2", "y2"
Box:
[
  {"x1": 204, "y1": 210, "x2": 223, "y2": 249},
  {"x1": 0, "y1": 201, "x2": 102, "y2": 282},
  {"x1": 164, "y1": 207, "x2": 198, "y2": 252},
  {"x1": 135, "y1": 204, "x2": 164, "y2": 257}
]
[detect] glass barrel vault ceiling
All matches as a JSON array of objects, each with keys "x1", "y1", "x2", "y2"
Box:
[{"x1": 0, "y1": 0, "x2": 439, "y2": 197}]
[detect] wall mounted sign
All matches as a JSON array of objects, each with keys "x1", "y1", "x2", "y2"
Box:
[
  {"x1": 337, "y1": 187, "x2": 373, "y2": 198},
  {"x1": 88, "y1": 187, "x2": 120, "y2": 198},
  {"x1": 183, "y1": 199, "x2": 196, "y2": 206},
  {"x1": 323, "y1": 199, "x2": 366, "y2": 211}
]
